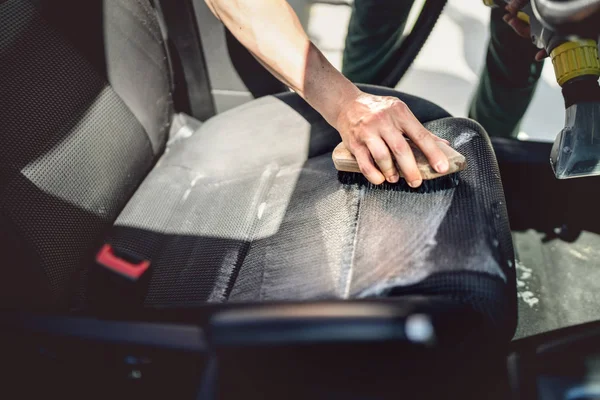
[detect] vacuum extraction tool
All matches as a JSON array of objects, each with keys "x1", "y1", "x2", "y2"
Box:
[
  {"x1": 549, "y1": 43, "x2": 600, "y2": 179},
  {"x1": 485, "y1": 0, "x2": 600, "y2": 179}
]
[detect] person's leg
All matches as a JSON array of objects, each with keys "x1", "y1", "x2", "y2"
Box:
[
  {"x1": 342, "y1": 0, "x2": 416, "y2": 84},
  {"x1": 468, "y1": 8, "x2": 544, "y2": 138}
]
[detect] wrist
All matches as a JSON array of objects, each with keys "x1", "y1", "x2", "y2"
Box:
[
  {"x1": 333, "y1": 86, "x2": 363, "y2": 131},
  {"x1": 331, "y1": 82, "x2": 363, "y2": 130},
  {"x1": 316, "y1": 77, "x2": 363, "y2": 131},
  {"x1": 302, "y1": 42, "x2": 362, "y2": 128}
]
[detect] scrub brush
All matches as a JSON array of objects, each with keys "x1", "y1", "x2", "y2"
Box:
[{"x1": 332, "y1": 140, "x2": 466, "y2": 193}]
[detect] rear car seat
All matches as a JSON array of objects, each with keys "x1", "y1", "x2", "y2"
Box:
[{"x1": 0, "y1": 0, "x2": 517, "y2": 338}]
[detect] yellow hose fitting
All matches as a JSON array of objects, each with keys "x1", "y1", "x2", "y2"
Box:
[
  {"x1": 481, "y1": 1, "x2": 529, "y2": 23},
  {"x1": 516, "y1": 11, "x2": 529, "y2": 24},
  {"x1": 550, "y1": 40, "x2": 600, "y2": 86}
]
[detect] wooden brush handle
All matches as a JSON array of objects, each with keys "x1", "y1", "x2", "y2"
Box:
[{"x1": 332, "y1": 140, "x2": 467, "y2": 180}]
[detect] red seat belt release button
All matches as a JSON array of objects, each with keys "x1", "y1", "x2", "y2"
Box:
[{"x1": 96, "y1": 244, "x2": 150, "y2": 281}]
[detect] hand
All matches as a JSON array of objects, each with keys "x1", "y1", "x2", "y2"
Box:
[
  {"x1": 503, "y1": 0, "x2": 547, "y2": 61},
  {"x1": 335, "y1": 92, "x2": 450, "y2": 188}
]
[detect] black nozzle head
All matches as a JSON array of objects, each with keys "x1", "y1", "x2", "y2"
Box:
[
  {"x1": 562, "y1": 76, "x2": 600, "y2": 108},
  {"x1": 550, "y1": 100, "x2": 600, "y2": 179}
]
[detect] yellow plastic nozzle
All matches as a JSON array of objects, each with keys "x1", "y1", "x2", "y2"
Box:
[
  {"x1": 481, "y1": 0, "x2": 530, "y2": 24},
  {"x1": 550, "y1": 40, "x2": 600, "y2": 86},
  {"x1": 516, "y1": 11, "x2": 529, "y2": 24}
]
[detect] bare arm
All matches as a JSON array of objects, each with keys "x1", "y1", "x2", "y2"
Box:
[
  {"x1": 205, "y1": 0, "x2": 356, "y2": 126},
  {"x1": 205, "y1": 0, "x2": 450, "y2": 187}
]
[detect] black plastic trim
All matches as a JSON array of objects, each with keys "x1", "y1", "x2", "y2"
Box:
[
  {"x1": 562, "y1": 76, "x2": 600, "y2": 108},
  {"x1": 209, "y1": 297, "x2": 483, "y2": 347},
  {"x1": 0, "y1": 312, "x2": 206, "y2": 352}
]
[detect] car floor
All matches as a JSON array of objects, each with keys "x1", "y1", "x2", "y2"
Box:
[
  {"x1": 299, "y1": 0, "x2": 600, "y2": 339},
  {"x1": 513, "y1": 231, "x2": 600, "y2": 339}
]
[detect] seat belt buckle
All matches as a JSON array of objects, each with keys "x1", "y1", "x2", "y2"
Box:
[
  {"x1": 90, "y1": 244, "x2": 152, "y2": 312},
  {"x1": 96, "y1": 244, "x2": 151, "y2": 282}
]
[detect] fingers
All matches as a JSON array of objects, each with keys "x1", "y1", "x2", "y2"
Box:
[
  {"x1": 506, "y1": 0, "x2": 529, "y2": 15},
  {"x1": 501, "y1": 6, "x2": 549, "y2": 60},
  {"x1": 503, "y1": 13, "x2": 530, "y2": 38},
  {"x1": 353, "y1": 145, "x2": 386, "y2": 185},
  {"x1": 336, "y1": 93, "x2": 451, "y2": 188},
  {"x1": 381, "y1": 130, "x2": 423, "y2": 188},
  {"x1": 364, "y1": 137, "x2": 399, "y2": 183},
  {"x1": 430, "y1": 133, "x2": 450, "y2": 145},
  {"x1": 503, "y1": 0, "x2": 533, "y2": 39},
  {"x1": 535, "y1": 49, "x2": 548, "y2": 61},
  {"x1": 407, "y1": 124, "x2": 449, "y2": 174},
  {"x1": 390, "y1": 103, "x2": 449, "y2": 174}
]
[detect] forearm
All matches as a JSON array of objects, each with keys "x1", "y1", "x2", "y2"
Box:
[{"x1": 205, "y1": 0, "x2": 360, "y2": 127}]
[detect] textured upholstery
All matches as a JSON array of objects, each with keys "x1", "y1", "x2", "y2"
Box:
[
  {"x1": 108, "y1": 88, "x2": 450, "y2": 302},
  {"x1": 109, "y1": 89, "x2": 516, "y2": 336},
  {"x1": 0, "y1": 0, "x2": 172, "y2": 308},
  {"x1": 0, "y1": 0, "x2": 516, "y2": 337}
]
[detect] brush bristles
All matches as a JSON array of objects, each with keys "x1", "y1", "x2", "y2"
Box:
[{"x1": 337, "y1": 171, "x2": 459, "y2": 193}]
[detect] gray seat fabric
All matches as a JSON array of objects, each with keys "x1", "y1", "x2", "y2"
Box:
[
  {"x1": 109, "y1": 89, "x2": 517, "y2": 336},
  {"x1": 1, "y1": 0, "x2": 516, "y2": 337},
  {"x1": 0, "y1": 0, "x2": 172, "y2": 308}
]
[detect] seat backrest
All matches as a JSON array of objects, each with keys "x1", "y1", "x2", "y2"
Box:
[{"x1": 0, "y1": 0, "x2": 173, "y2": 309}]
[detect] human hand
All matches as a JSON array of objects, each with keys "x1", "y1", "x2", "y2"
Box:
[
  {"x1": 503, "y1": 0, "x2": 548, "y2": 61},
  {"x1": 335, "y1": 92, "x2": 450, "y2": 188}
]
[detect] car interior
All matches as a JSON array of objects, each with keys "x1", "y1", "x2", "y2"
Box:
[{"x1": 1, "y1": 0, "x2": 600, "y2": 399}]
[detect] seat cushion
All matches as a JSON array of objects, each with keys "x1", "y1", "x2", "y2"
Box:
[{"x1": 106, "y1": 85, "x2": 517, "y2": 337}]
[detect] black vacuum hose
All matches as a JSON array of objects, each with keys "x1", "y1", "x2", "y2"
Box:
[
  {"x1": 315, "y1": 0, "x2": 448, "y2": 88},
  {"x1": 226, "y1": 0, "x2": 447, "y2": 96},
  {"x1": 376, "y1": 0, "x2": 448, "y2": 88}
]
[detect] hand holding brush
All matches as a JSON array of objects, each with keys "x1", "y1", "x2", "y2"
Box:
[{"x1": 333, "y1": 93, "x2": 466, "y2": 192}]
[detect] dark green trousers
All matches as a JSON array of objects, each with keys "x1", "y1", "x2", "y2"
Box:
[{"x1": 342, "y1": 3, "x2": 544, "y2": 138}]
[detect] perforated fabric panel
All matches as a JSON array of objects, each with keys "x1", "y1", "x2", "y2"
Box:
[
  {"x1": 33, "y1": 0, "x2": 174, "y2": 154},
  {"x1": 108, "y1": 88, "x2": 451, "y2": 303},
  {"x1": 348, "y1": 118, "x2": 513, "y2": 297},
  {"x1": 108, "y1": 87, "x2": 516, "y2": 335},
  {"x1": 231, "y1": 156, "x2": 359, "y2": 301},
  {"x1": 109, "y1": 165, "x2": 275, "y2": 304},
  {"x1": 231, "y1": 118, "x2": 514, "y2": 321},
  {"x1": 101, "y1": 0, "x2": 173, "y2": 153},
  {"x1": 0, "y1": 0, "x2": 168, "y2": 308}
]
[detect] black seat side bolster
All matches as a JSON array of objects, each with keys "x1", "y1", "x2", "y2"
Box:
[
  {"x1": 0, "y1": 211, "x2": 53, "y2": 309},
  {"x1": 36, "y1": 0, "x2": 174, "y2": 155},
  {"x1": 0, "y1": 0, "x2": 173, "y2": 309}
]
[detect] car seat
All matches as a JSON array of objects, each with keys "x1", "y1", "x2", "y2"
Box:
[{"x1": 0, "y1": 0, "x2": 517, "y2": 340}]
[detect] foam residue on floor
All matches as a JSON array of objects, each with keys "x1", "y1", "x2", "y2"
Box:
[{"x1": 516, "y1": 260, "x2": 539, "y2": 308}]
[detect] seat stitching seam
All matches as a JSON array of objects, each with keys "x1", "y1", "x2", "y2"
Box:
[
  {"x1": 138, "y1": 177, "x2": 196, "y2": 304},
  {"x1": 102, "y1": 16, "x2": 171, "y2": 154},
  {"x1": 105, "y1": 18, "x2": 166, "y2": 72},
  {"x1": 342, "y1": 185, "x2": 363, "y2": 298},
  {"x1": 242, "y1": 164, "x2": 280, "y2": 302},
  {"x1": 111, "y1": 0, "x2": 163, "y2": 43}
]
